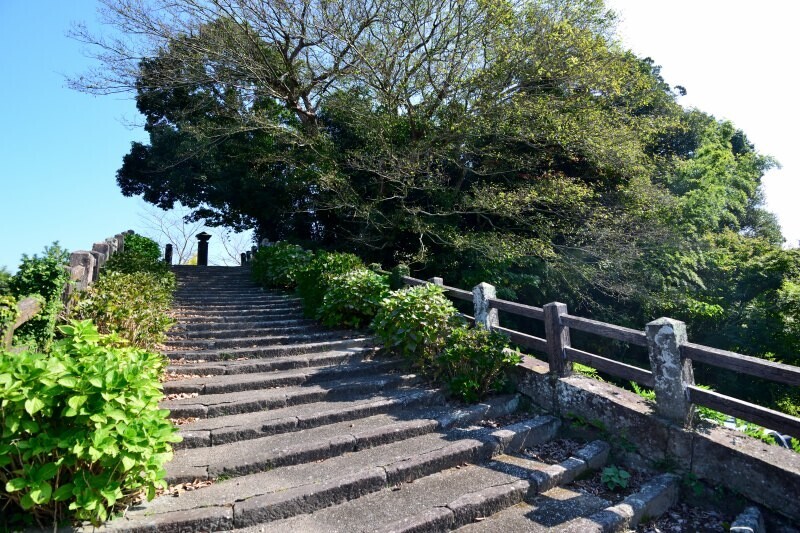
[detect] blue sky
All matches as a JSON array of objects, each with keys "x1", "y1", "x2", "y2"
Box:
[{"x1": 1, "y1": 1, "x2": 797, "y2": 272}]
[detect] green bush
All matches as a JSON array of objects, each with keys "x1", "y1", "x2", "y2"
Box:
[
  {"x1": 70, "y1": 271, "x2": 175, "y2": 350},
  {"x1": 318, "y1": 268, "x2": 390, "y2": 328},
  {"x1": 9, "y1": 243, "x2": 70, "y2": 352},
  {"x1": 251, "y1": 242, "x2": 312, "y2": 289},
  {"x1": 0, "y1": 320, "x2": 179, "y2": 528},
  {"x1": 295, "y1": 251, "x2": 363, "y2": 316},
  {"x1": 372, "y1": 284, "x2": 457, "y2": 370},
  {"x1": 0, "y1": 294, "x2": 18, "y2": 341},
  {"x1": 435, "y1": 325, "x2": 520, "y2": 402},
  {"x1": 0, "y1": 266, "x2": 11, "y2": 295},
  {"x1": 104, "y1": 234, "x2": 168, "y2": 276}
]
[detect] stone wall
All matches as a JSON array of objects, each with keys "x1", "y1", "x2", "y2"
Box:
[{"x1": 513, "y1": 358, "x2": 800, "y2": 524}]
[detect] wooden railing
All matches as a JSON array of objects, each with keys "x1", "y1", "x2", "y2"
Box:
[
  {"x1": 401, "y1": 274, "x2": 800, "y2": 440},
  {"x1": 1, "y1": 297, "x2": 43, "y2": 350}
]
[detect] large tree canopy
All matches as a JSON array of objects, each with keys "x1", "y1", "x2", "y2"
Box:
[{"x1": 74, "y1": 0, "x2": 798, "y2": 411}]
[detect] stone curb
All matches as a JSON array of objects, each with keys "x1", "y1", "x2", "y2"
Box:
[
  {"x1": 560, "y1": 473, "x2": 680, "y2": 532},
  {"x1": 730, "y1": 506, "x2": 765, "y2": 533},
  {"x1": 528, "y1": 440, "x2": 611, "y2": 494}
]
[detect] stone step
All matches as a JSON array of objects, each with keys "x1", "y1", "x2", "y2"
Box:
[
  {"x1": 175, "y1": 388, "x2": 446, "y2": 450},
  {"x1": 164, "y1": 336, "x2": 372, "y2": 361},
  {"x1": 257, "y1": 452, "x2": 605, "y2": 533},
  {"x1": 163, "y1": 357, "x2": 404, "y2": 395},
  {"x1": 163, "y1": 330, "x2": 357, "y2": 350},
  {"x1": 166, "y1": 410, "x2": 454, "y2": 484},
  {"x1": 162, "y1": 373, "x2": 420, "y2": 419},
  {"x1": 170, "y1": 315, "x2": 311, "y2": 326},
  {"x1": 455, "y1": 473, "x2": 680, "y2": 533},
  {"x1": 102, "y1": 415, "x2": 559, "y2": 532},
  {"x1": 167, "y1": 323, "x2": 319, "y2": 339},
  {"x1": 172, "y1": 296, "x2": 302, "y2": 306},
  {"x1": 171, "y1": 304, "x2": 304, "y2": 316},
  {"x1": 165, "y1": 347, "x2": 376, "y2": 376}
]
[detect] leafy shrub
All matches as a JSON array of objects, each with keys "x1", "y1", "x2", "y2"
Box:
[
  {"x1": 372, "y1": 284, "x2": 457, "y2": 369},
  {"x1": 0, "y1": 320, "x2": 179, "y2": 527},
  {"x1": 0, "y1": 295, "x2": 18, "y2": 341},
  {"x1": 0, "y1": 266, "x2": 11, "y2": 295},
  {"x1": 318, "y1": 268, "x2": 390, "y2": 328},
  {"x1": 436, "y1": 325, "x2": 520, "y2": 402},
  {"x1": 70, "y1": 271, "x2": 175, "y2": 350},
  {"x1": 104, "y1": 234, "x2": 168, "y2": 276},
  {"x1": 251, "y1": 242, "x2": 312, "y2": 289},
  {"x1": 601, "y1": 465, "x2": 631, "y2": 491},
  {"x1": 9, "y1": 243, "x2": 70, "y2": 352},
  {"x1": 295, "y1": 251, "x2": 363, "y2": 316}
]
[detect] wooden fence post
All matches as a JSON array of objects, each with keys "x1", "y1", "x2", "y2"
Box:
[
  {"x1": 472, "y1": 282, "x2": 499, "y2": 330},
  {"x1": 646, "y1": 317, "x2": 695, "y2": 427},
  {"x1": 544, "y1": 302, "x2": 572, "y2": 377}
]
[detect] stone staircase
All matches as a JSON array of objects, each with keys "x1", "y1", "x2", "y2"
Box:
[{"x1": 100, "y1": 266, "x2": 679, "y2": 532}]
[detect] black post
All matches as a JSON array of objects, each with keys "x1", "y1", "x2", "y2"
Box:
[
  {"x1": 240, "y1": 252, "x2": 247, "y2": 266},
  {"x1": 196, "y1": 232, "x2": 212, "y2": 266},
  {"x1": 164, "y1": 243, "x2": 173, "y2": 265}
]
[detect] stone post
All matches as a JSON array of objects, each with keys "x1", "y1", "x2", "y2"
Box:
[
  {"x1": 472, "y1": 282, "x2": 499, "y2": 331},
  {"x1": 69, "y1": 251, "x2": 96, "y2": 288},
  {"x1": 115, "y1": 233, "x2": 126, "y2": 252},
  {"x1": 164, "y1": 244, "x2": 173, "y2": 265},
  {"x1": 246, "y1": 250, "x2": 253, "y2": 262},
  {"x1": 196, "y1": 232, "x2": 212, "y2": 266},
  {"x1": 105, "y1": 237, "x2": 119, "y2": 256},
  {"x1": 92, "y1": 242, "x2": 110, "y2": 266},
  {"x1": 241, "y1": 252, "x2": 247, "y2": 266},
  {"x1": 646, "y1": 317, "x2": 694, "y2": 426},
  {"x1": 429, "y1": 277, "x2": 444, "y2": 286},
  {"x1": 544, "y1": 302, "x2": 572, "y2": 377}
]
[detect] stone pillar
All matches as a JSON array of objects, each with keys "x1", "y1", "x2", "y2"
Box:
[
  {"x1": 646, "y1": 317, "x2": 694, "y2": 426},
  {"x1": 115, "y1": 233, "x2": 126, "y2": 253},
  {"x1": 544, "y1": 302, "x2": 571, "y2": 377},
  {"x1": 69, "y1": 251, "x2": 96, "y2": 287},
  {"x1": 196, "y1": 232, "x2": 212, "y2": 266},
  {"x1": 164, "y1": 244, "x2": 173, "y2": 265},
  {"x1": 429, "y1": 277, "x2": 444, "y2": 286},
  {"x1": 105, "y1": 237, "x2": 119, "y2": 256},
  {"x1": 472, "y1": 282, "x2": 499, "y2": 331},
  {"x1": 241, "y1": 252, "x2": 247, "y2": 266},
  {"x1": 89, "y1": 251, "x2": 102, "y2": 281}
]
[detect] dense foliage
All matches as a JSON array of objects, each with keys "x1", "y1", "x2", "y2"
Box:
[
  {"x1": 77, "y1": 0, "x2": 799, "y2": 413},
  {"x1": 0, "y1": 295, "x2": 18, "y2": 340},
  {"x1": 0, "y1": 321, "x2": 178, "y2": 528},
  {"x1": 70, "y1": 271, "x2": 175, "y2": 350},
  {"x1": 436, "y1": 326, "x2": 521, "y2": 403},
  {"x1": 104, "y1": 233, "x2": 168, "y2": 276},
  {"x1": 372, "y1": 284, "x2": 458, "y2": 371},
  {"x1": 318, "y1": 268, "x2": 390, "y2": 328},
  {"x1": 295, "y1": 251, "x2": 364, "y2": 316},
  {"x1": 8, "y1": 244, "x2": 70, "y2": 352},
  {"x1": 250, "y1": 243, "x2": 312, "y2": 289},
  {"x1": 70, "y1": 234, "x2": 175, "y2": 350}
]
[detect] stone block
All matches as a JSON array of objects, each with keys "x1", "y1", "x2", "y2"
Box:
[
  {"x1": 730, "y1": 506, "x2": 765, "y2": 533},
  {"x1": 69, "y1": 251, "x2": 96, "y2": 286},
  {"x1": 691, "y1": 425, "x2": 800, "y2": 523}
]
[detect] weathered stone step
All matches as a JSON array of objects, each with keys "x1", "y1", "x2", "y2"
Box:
[
  {"x1": 255, "y1": 455, "x2": 557, "y2": 533},
  {"x1": 171, "y1": 304, "x2": 304, "y2": 316},
  {"x1": 162, "y1": 372, "x2": 419, "y2": 419},
  {"x1": 103, "y1": 415, "x2": 557, "y2": 531},
  {"x1": 163, "y1": 357, "x2": 404, "y2": 395},
  {"x1": 171, "y1": 314, "x2": 310, "y2": 326},
  {"x1": 163, "y1": 330, "x2": 357, "y2": 350},
  {"x1": 164, "y1": 336, "x2": 372, "y2": 361},
  {"x1": 166, "y1": 410, "x2": 455, "y2": 484},
  {"x1": 166, "y1": 347, "x2": 376, "y2": 376},
  {"x1": 172, "y1": 297, "x2": 302, "y2": 307},
  {"x1": 167, "y1": 322, "x2": 319, "y2": 339},
  {"x1": 175, "y1": 388, "x2": 446, "y2": 450},
  {"x1": 455, "y1": 473, "x2": 679, "y2": 533},
  {"x1": 167, "y1": 318, "x2": 318, "y2": 338}
]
